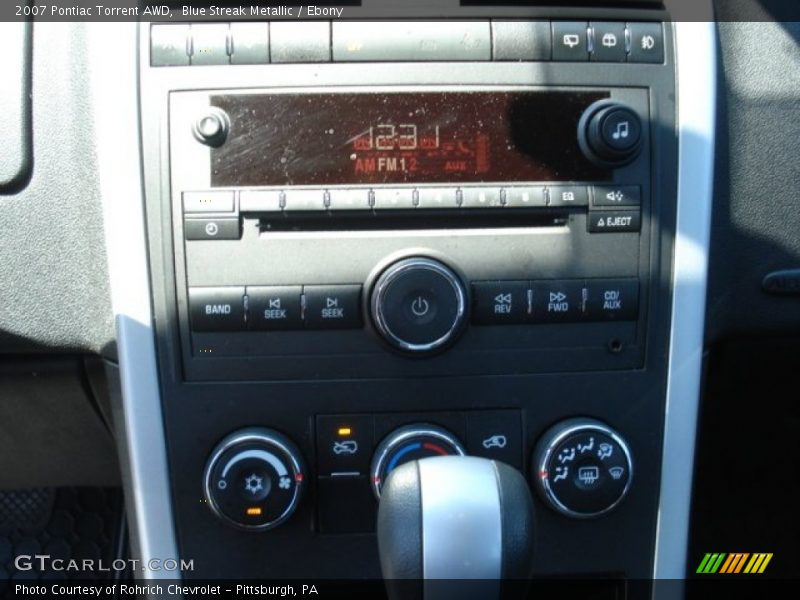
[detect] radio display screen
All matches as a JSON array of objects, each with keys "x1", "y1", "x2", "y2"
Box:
[{"x1": 209, "y1": 91, "x2": 610, "y2": 187}]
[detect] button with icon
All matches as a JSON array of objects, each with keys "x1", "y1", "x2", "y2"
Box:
[
  {"x1": 304, "y1": 285, "x2": 363, "y2": 329},
  {"x1": 590, "y1": 22, "x2": 627, "y2": 62},
  {"x1": 552, "y1": 21, "x2": 589, "y2": 61},
  {"x1": 184, "y1": 217, "x2": 241, "y2": 241},
  {"x1": 247, "y1": 286, "x2": 303, "y2": 330},
  {"x1": 627, "y1": 22, "x2": 664, "y2": 64}
]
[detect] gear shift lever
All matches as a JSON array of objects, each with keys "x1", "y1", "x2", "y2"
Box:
[{"x1": 376, "y1": 455, "x2": 535, "y2": 600}]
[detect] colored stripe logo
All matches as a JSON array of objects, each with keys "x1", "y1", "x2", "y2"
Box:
[{"x1": 696, "y1": 553, "x2": 773, "y2": 574}]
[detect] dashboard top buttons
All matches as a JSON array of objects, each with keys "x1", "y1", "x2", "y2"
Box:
[
  {"x1": 552, "y1": 22, "x2": 589, "y2": 61},
  {"x1": 533, "y1": 418, "x2": 633, "y2": 518},
  {"x1": 492, "y1": 20, "x2": 552, "y2": 61},
  {"x1": 153, "y1": 21, "x2": 666, "y2": 67},
  {"x1": 333, "y1": 21, "x2": 491, "y2": 62},
  {"x1": 627, "y1": 22, "x2": 664, "y2": 64},
  {"x1": 270, "y1": 21, "x2": 331, "y2": 63},
  {"x1": 590, "y1": 22, "x2": 627, "y2": 63}
]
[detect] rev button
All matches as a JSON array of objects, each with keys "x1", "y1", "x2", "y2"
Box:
[
  {"x1": 247, "y1": 286, "x2": 303, "y2": 330},
  {"x1": 189, "y1": 287, "x2": 245, "y2": 332},
  {"x1": 472, "y1": 281, "x2": 530, "y2": 325}
]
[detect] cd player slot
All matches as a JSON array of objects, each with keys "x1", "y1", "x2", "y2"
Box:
[{"x1": 256, "y1": 210, "x2": 571, "y2": 233}]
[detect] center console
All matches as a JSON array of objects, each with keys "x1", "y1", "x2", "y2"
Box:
[{"x1": 131, "y1": 3, "x2": 711, "y2": 589}]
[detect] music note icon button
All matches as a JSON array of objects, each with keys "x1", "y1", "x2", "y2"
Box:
[{"x1": 601, "y1": 108, "x2": 641, "y2": 152}]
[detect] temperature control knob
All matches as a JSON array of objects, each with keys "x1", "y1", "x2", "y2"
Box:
[
  {"x1": 370, "y1": 424, "x2": 466, "y2": 498},
  {"x1": 370, "y1": 257, "x2": 468, "y2": 354},
  {"x1": 578, "y1": 100, "x2": 643, "y2": 167},
  {"x1": 203, "y1": 428, "x2": 306, "y2": 531},
  {"x1": 532, "y1": 418, "x2": 632, "y2": 518}
]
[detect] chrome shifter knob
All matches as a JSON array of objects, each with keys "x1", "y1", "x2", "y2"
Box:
[{"x1": 377, "y1": 455, "x2": 534, "y2": 600}]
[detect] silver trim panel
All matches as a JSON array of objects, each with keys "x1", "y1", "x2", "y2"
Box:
[
  {"x1": 653, "y1": 21, "x2": 717, "y2": 582},
  {"x1": 92, "y1": 22, "x2": 180, "y2": 580}
]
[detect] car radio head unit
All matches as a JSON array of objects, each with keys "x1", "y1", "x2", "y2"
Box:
[{"x1": 209, "y1": 90, "x2": 612, "y2": 187}]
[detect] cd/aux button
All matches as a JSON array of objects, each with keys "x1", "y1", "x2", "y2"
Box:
[{"x1": 584, "y1": 279, "x2": 639, "y2": 321}]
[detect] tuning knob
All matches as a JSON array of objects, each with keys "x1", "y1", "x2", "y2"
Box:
[
  {"x1": 203, "y1": 428, "x2": 306, "y2": 531},
  {"x1": 578, "y1": 101, "x2": 643, "y2": 167},
  {"x1": 532, "y1": 418, "x2": 632, "y2": 518},
  {"x1": 370, "y1": 424, "x2": 466, "y2": 498}
]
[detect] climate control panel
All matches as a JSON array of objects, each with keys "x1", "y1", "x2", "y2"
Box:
[{"x1": 201, "y1": 414, "x2": 634, "y2": 534}]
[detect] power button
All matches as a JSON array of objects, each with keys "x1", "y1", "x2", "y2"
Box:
[{"x1": 371, "y1": 258, "x2": 467, "y2": 354}]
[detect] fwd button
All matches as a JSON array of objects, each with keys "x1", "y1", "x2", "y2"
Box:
[{"x1": 530, "y1": 280, "x2": 585, "y2": 323}]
